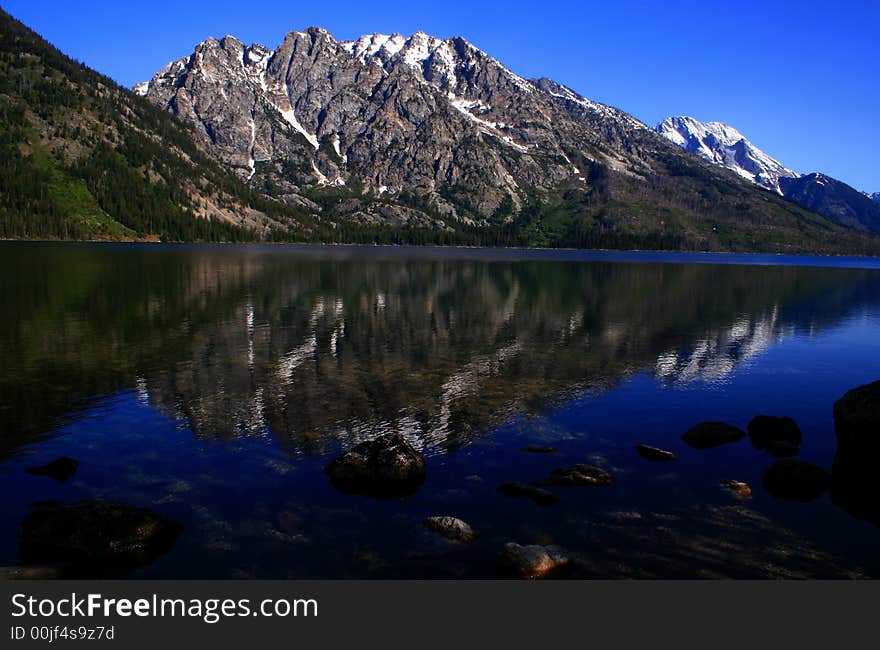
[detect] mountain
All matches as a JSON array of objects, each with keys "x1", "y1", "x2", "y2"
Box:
[
  {"x1": 870, "y1": 192, "x2": 880, "y2": 203},
  {"x1": 1, "y1": 9, "x2": 877, "y2": 254},
  {"x1": 0, "y1": 9, "x2": 314, "y2": 241},
  {"x1": 655, "y1": 116, "x2": 796, "y2": 193},
  {"x1": 779, "y1": 174, "x2": 880, "y2": 234},
  {"x1": 135, "y1": 28, "x2": 879, "y2": 254},
  {"x1": 656, "y1": 116, "x2": 880, "y2": 235}
]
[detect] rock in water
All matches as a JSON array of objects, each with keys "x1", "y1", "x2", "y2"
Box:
[
  {"x1": 25, "y1": 457, "x2": 79, "y2": 482},
  {"x1": 19, "y1": 500, "x2": 182, "y2": 574},
  {"x1": 832, "y1": 380, "x2": 880, "y2": 525},
  {"x1": 422, "y1": 516, "x2": 478, "y2": 543},
  {"x1": 497, "y1": 482, "x2": 559, "y2": 505},
  {"x1": 681, "y1": 422, "x2": 746, "y2": 449},
  {"x1": 635, "y1": 444, "x2": 677, "y2": 461},
  {"x1": 521, "y1": 445, "x2": 558, "y2": 454},
  {"x1": 763, "y1": 459, "x2": 831, "y2": 501},
  {"x1": 721, "y1": 479, "x2": 753, "y2": 499},
  {"x1": 748, "y1": 415, "x2": 802, "y2": 456},
  {"x1": 0, "y1": 566, "x2": 62, "y2": 580},
  {"x1": 544, "y1": 464, "x2": 613, "y2": 486},
  {"x1": 497, "y1": 543, "x2": 569, "y2": 579},
  {"x1": 834, "y1": 380, "x2": 880, "y2": 442},
  {"x1": 325, "y1": 433, "x2": 426, "y2": 497}
]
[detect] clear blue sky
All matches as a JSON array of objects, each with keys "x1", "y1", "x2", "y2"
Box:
[{"x1": 4, "y1": 0, "x2": 878, "y2": 192}]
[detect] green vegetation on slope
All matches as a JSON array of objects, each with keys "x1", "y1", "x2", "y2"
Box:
[{"x1": 0, "y1": 9, "x2": 315, "y2": 241}]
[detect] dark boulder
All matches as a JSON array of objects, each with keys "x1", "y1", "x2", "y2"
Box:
[
  {"x1": 325, "y1": 433, "x2": 426, "y2": 497},
  {"x1": 497, "y1": 543, "x2": 569, "y2": 579},
  {"x1": 497, "y1": 482, "x2": 559, "y2": 505},
  {"x1": 25, "y1": 457, "x2": 79, "y2": 482},
  {"x1": 682, "y1": 421, "x2": 746, "y2": 449},
  {"x1": 831, "y1": 381, "x2": 880, "y2": 525},
  {"x1": 422, "y1": 516, "x2": 478, "y2": 543},
  {"x1": 763, "y1": 459, "x2": 831, "y2": 501},
  {"x1": 542, "y1": 464, "x2": 613, "y2": 487},
  {"x1": 635, "y1": 444, "x2": 677, "y2": 461},
  {"x1": 834, "y1": 380, "x2": 880, "y2": 444},
  {"x1": 748, "y1": 416, "x2": 802, "y2": 456},
  {"x1": 831, "y1": 449, "x2": 880, "y2": 526},
  {"x1": 19, "y1": 500, "x2": 182, "y2": 575}
]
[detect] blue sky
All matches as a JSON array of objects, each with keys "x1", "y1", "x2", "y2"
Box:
[{"x1": 4, "y1": 0, "x2": 878, "y2": 192}]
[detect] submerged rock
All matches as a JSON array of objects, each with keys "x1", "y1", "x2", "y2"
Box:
[
  {"x1": 543, "y1": 464, "x2": 613, "y2": 487},
  {"x1": 748, "y1": 416, "x2": 802, "y2": 456},
  {"x1": 25, "y1": 457, "x2": 79, "y2": 482},
  {"x1": 681, "y1": 421, "x2": 746, "y2": 449},
  {"x1": 422, "y1": 516, "x2": 478, "y2": 543},
  {"x1": 763, "y1": 459, "x2": 831, "y2": 501},
  {"x1": 0, "y1": 566, "x2": 62, "y2": 580},
  {"x1": 834, "y1": 380, "x2": 880, "y2": 442},
  {"x1": 635, "y1": 444, "x2": 677, "y2": 461},
  {"x1": 497, "y1": 482, "x2": 559, "y2": 505},
  {"x1": 721, "y1": 479, "x2": 753, "y2": 499},
  {"x1": 497, "y1": 543, "x2": 569, "y2": 579},
  {"x1": 831, "y1": 383, "x2": 880, "y2": 526},
  {"x1": 19, "y1": 500, "x2": 182, "y2": 574},
  {"x1": 325, "y1": 433, "x2": 426, "y2": 497},
  {"x1": 521, "y1": 445, "x2": 558, "y2": 454}
]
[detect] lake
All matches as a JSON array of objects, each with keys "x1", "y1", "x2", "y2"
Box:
[{"x1": 2, "y1": 242, "x2": 880, "y2": 578}]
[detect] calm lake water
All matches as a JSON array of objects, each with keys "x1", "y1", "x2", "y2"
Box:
[{"x1": 2, "y1": 242, "x2": 880, "y2": 578}]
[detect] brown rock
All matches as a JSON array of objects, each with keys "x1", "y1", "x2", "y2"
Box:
[
  {"x1": 635, "y1": 444, "x2": 677, "y2": 461},
  {"x1": 497, "y1": 543, "x2": 569, "y2": 579}
]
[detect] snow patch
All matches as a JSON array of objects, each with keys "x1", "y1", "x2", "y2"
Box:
[{"x1": 448, "y1": 94, "x2": 529, "y2": 153}]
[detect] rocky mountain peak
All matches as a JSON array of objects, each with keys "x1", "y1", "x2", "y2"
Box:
[
  {"x1": 136, "y1": 25, "x2": 664, "y2": 221},
  {"x1": 656, "y1": 115, "x2": 798, "y2": 193}
]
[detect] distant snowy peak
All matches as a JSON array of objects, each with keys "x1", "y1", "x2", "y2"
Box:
[
  {"x1": 656, "y1": 116, "x2": 798, "y2": 193},
  {"x1": 870, "y1": 192, "x2": 880, "y2": 203}
]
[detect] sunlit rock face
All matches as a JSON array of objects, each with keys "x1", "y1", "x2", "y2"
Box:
[{"x1": 136, "y1": 28, "x2": 669, "y2": 223}]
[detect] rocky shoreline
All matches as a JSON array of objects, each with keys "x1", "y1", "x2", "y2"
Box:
[{"x1": 5, "y1": 379, "x2": 878, "y2": 579}]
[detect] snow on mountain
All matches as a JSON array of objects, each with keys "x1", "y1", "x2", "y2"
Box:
[{"x1": 656, "y1": 116, "x2": 798, "y2": 193}]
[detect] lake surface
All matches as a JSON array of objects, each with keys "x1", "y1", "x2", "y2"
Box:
[{"x1": 2, "y1": 242, "x2": 880, "y2": 578}]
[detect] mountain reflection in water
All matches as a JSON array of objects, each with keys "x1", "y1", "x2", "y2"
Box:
[{"x1": 2, "y1": 244, "x2": 880, "y2": 578}]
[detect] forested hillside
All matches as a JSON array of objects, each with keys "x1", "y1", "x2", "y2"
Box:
[{"x1": 0, "y1": 9, "x2": 313, "y2": 241}]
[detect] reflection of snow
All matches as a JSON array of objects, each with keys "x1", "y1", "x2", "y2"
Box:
[
  {"x1": 275, "y1": 296, "x2": 347, "y2": 381},
  {"x1": 654, "y1": 306, "x2": 790, "y2": 384},
  {"x1": 135, "y1": 377, "x2": 150, "y2": 405},
  {"x1": 434, "y1": 341, "x2": 523, "y2": 437}
]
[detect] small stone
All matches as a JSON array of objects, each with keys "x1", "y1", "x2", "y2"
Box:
[
  {"x1": 25, "y1": 457, "x2": 79, "y2": 482},
  {"x1": 543, "y1": 464, "x2": 613, "y2": 487},
  {"x1": 682, "y1": 422, "x2": 746, "y2": 449},
  {"x1": 422, "y1": 516, "x2": 478, "y2": 543},
  {"x1": 497, "y1": 543, "x2": 569, "y2": 579},
  {"x1": 635, "y1": 444, "x2": 677, "y2": 461},
  {"x1": 521, "y1": 445, "x2": 558, "y2": 454},
  {"x1": 497, "y1": 482, "x2": 559, "y2": 505},
  {"x1": 721, "y1": 479, "x2": 753, "y2": 499}
]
